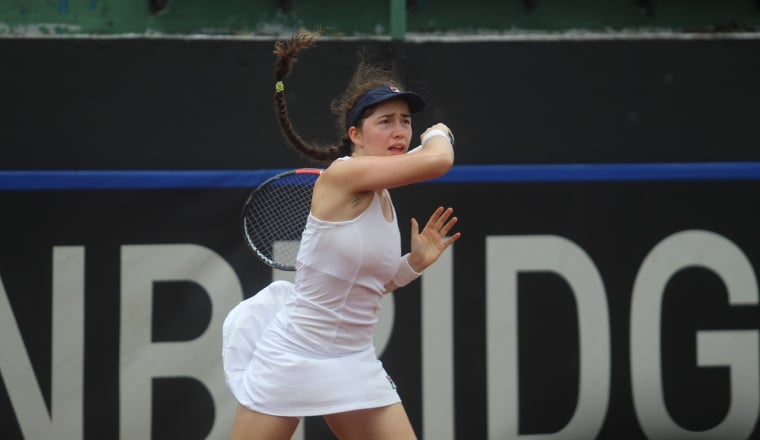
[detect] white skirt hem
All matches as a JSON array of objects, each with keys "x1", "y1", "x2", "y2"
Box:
[{"x1": 222, "y1": 280, "x2": 402, "y2": 418}]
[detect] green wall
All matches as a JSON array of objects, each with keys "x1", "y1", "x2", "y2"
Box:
[{"x1": 1, "y1": 0, "x2": 759, "y2": 36}]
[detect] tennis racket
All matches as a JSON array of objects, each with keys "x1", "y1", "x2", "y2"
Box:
[{"x1": 241, "y1": 168, "x2": 322, "y2": 271}]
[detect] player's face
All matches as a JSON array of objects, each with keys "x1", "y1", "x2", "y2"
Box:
[{"x1": 356, "y1": 98, "x2": 412, "y2": 156}]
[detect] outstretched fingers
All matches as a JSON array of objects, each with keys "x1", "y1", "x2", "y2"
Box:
[
  {"x1": 423, "y1": 206, "x2": 445, "y2": 231},
  {"x1": 426, "y1": 207, "x2": 458, "y2": 235},
  {"x1": 438, "y1": 211, "x2": 459, "y2": 238},
  {"x1": 419, "y1": 207, "x2": 462, "y2": 253},
  {"x1": 408, "y1": 207, "x2": 462, "y2": 271},
  {"x1": 443, "y1": 230, "x2": 462, "y2": 248}
]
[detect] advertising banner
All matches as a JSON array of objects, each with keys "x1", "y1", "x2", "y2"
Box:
[{"x1": 1, "y1": 165, "x2": 758, "y2": 439}]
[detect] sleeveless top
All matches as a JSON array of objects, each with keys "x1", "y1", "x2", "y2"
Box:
[
  {"x1": 285, "y1": 189, "x2": 400, "y2": 353},
  {"x1": 222, "y1": 161, "x2": 406, "y2": 415}
]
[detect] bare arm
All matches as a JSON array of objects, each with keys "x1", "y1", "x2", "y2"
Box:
[{"x1": 323, "y1": 122, "x2": 455, "y2": 194}]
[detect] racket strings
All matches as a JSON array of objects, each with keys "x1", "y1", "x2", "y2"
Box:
[{"x1": 243, "y1": 172, "x2": 317, "y2": 270}]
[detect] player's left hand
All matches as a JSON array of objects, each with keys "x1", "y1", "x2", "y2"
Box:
[{"x1": 408, "y1": 206, "x2": 461, "y2": 272}]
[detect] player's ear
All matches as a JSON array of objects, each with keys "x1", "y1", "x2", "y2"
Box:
[{"x1": 348, "y1": 126, "x2": 362, "y2": 147}]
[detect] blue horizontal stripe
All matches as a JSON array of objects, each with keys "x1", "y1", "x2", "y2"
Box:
[
  {"x1": 436, "y1": 162, "x2": 760, "y2": 183},
  {"x1": 1, "y1": 162, "x2": 759, "y2": 190}
]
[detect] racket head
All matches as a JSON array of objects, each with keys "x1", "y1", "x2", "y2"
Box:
[{"x1": 241, "y1": 168, "x2": 322, "y2": 271}]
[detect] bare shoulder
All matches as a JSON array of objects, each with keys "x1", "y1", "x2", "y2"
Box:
[
  {"x1": 317, "y1": 157, "x2": 363, "y2": 188},
  {"x1": 312, "y1": 159, "x2": 372, "y2": 221},
  {"x1": 314, "y1": 158, "x2": 361, "y2": 196}
]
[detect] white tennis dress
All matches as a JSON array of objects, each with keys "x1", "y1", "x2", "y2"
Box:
[{"x1": 222, "y1": 189, "x2": 403, "y2": 416}]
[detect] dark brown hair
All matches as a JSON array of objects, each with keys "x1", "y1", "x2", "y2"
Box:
[{"x1": 273, "y1": 31, "x2": 405, "y2": 164}]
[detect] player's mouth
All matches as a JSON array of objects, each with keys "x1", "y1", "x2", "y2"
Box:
[{"x1": 388, "y1": 144, "x2": 407, "y2": 154}]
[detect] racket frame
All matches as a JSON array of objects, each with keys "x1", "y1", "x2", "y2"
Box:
[{"x1": 240, "y1": 167, "x2": 322, "y2": 271}]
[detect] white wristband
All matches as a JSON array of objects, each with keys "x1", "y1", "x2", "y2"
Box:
[
  {"x1": 392, "y1": 254, "x2": 422, "y2": 287},
  {"x1": 421, "y1": 128, "x2": 453, "y2": 145}
]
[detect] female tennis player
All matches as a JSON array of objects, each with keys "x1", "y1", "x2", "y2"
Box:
[{"x1": 223, "y1": 31, "x2": 460, "y2": 440}]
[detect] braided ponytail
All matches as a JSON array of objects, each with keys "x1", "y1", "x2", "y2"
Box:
[
  {"x1": 273, "y1": 32, "x2": 410, "y2": 164},
  {"x1": 273, "y1": 32, "x2": 341, "y2": 164}
]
